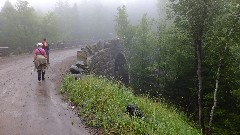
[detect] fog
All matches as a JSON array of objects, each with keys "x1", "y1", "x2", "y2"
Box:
[
  {"x1": 0, "y1": 0, "x2": 162, "y2": 22},
  {"x1": 0, "y1": 0, "x2": 168, "y2": 42}
]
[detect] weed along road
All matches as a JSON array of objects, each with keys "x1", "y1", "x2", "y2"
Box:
[{"x1": 0, "y1": 48, "x2": 90, "y2": 135}]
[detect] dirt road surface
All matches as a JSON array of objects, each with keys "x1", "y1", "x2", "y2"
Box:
[{"x1": 0, "y1": 48, "x2": 90, "y2": 135}]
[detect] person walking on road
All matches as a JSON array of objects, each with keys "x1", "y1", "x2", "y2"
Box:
[
  {"x1": 34, "y1": 43, "x2": 47, "y2": 81},
  {"x1": 42, "y1": 38, "x2": 50, "y2": 64}
]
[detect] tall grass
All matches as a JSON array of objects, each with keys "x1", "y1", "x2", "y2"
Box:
[{"x1": 61, "y1": 75, "x2": 200, "y2": 135}]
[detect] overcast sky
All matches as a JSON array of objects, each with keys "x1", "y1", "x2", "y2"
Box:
[{"x1": 0, "y1": 0, "x2": 143, "y2": 11}]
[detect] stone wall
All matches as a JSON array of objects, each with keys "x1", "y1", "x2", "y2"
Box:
[{"x1": 77, "y1": 39, "x2": 129, "y2": 84}]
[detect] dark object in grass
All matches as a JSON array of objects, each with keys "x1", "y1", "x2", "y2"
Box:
[
  {"x1": 126, "y1": 104, "x2": 143, "y2": 118},
  {"x1": 70, "y1": 65, "x2": 81, "y2": 74},
  {"x1": 70, "y1": 61, "x2": 90, "y2": 75},
  {"x1": 70, "y1": 65, "x2": 84, "y2": 74}
]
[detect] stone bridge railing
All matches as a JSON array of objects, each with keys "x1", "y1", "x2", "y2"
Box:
[{"x1": 77, "y1": 39, "x2": 129, "y2": 84}]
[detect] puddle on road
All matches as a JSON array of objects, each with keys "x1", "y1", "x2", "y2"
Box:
[
  {"x1": 36, "y1": 82, "x2": 49, "y2": 97},
  {"x1": 35, "y1": 81, "x2": 51, "y2": 107}
]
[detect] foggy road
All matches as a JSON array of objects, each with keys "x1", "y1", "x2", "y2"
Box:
[{"x1": 0, "y1": 48, "x2": 90, "y2": 135}]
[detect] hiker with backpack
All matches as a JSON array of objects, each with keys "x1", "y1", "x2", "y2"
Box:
[{"x1": 34, "y1": 43, "x2": 47, "y2": 81}]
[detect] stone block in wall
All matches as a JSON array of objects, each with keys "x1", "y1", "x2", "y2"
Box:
[
  {"x1": 85, "y1": 46, "x2": 94, "y2": 56},
  {"x1": 109, "y1": 39, "x2": 121, "y2": 46},
  {"x1": 96, "y1": 41, "x2": 104, "y2": 50},
  {"x1": 91, "y1": 44, "x2": 98, "y2": 53},
  {"x1": 82, "y1": 48, "x2": 90, "y2": 56},
  {"x1": 84, "y1": 39, "x2": 128, "y2": 85},
  {"x1": 86, "y1": 58, "x2": 91, "y2": 67},
  {"x1": 77, "y1": 50, "x2": 87, "y2": 64},
  {"x1": 96, "y1": 51, "x2": 105, "y2": 56},
  {"x1": 76, "y1": 61, "x2": 85, "y2": 68},
  {"x1": 103, "y1": 42, "x2": 112, "y2": 49}
]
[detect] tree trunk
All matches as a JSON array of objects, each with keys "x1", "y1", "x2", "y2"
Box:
[
  {"x1": 207, "y1": 67, "x2": 219, "y2": 135},
  {"x1": 196, "y1": 1, "x2": 207, "y2": 134},
  {"x1": 195, "y1": 36, "x2": 205, "y2": 135},
  {"x1": 208, "y1": 45, "x2": 228, "y2": 135}
]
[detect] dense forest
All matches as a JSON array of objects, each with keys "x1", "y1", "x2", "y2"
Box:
[
  {"x1": 115, "y1": 0, "x2": 240, "y2": 135},
  {"x1": 1, "y1": 0, "x2": 240, "y2": 134}
]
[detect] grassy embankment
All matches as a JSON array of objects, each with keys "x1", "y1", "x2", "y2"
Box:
[{"x1": 61, "y1": 75, "x2": 200, "y2": 135}]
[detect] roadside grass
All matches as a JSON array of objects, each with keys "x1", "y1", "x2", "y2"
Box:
[{"x1": 61, "y1": 75, "x2": 200, "y2": 135}]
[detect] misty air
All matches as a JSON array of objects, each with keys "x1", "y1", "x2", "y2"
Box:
[{"x1": 0, "y1": 0, "x2": 239, "y2": 135}]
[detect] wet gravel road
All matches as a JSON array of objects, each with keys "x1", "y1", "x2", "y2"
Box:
[{"x1": 0, "y1": 48, "x2": 90, "y2": 135}]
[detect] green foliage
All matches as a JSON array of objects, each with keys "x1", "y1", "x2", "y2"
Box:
[
  {"x1": 0, "y1": 0, "x2": 82, "y2": 54},
  {"x1": 0, "y1": 0, "x2": 40, "y2": 53},
  {"x1": 40, "y1": 11, "x2": 61, "y2": 43},
  {"x1": 115, "y1": 5, "x2": 136, "y2": 49},
  {"x1": 115, "y1": 5, "x2": 129, "y2": 39},
  {"x1": 14, "y1": 0, "x2": 41, "y2": 51},
  {"x1": 112, "y1": 0, "x2": 240, "y2": 134},
  {"x1": 201, "y1": 1, "x2": 240, "y2": 134},
  {"x1": 62, "y1": 75, "x2": 200, "y2": 135},
  {"x1": 165, "y1": 0, "x2": 240, "y2": 134},
  {"x1": 0, "y1": 1, "x2": 17, "y2": 50},
  {"x1": 155, "y1": 24, "x2": 197, "y2": 112},
  {"x1": 129, "y1": 14, "x2": 157, "y2": 92}
]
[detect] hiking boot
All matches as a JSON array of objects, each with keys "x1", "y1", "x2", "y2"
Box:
[
  {"x1": 42, "y1": 71, "x2": 45, "y2": 80},
  {"x1": 38, "y1": 70, "x2": 41, "y2": 81}
]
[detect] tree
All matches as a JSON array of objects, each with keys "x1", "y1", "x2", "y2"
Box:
[
  {"x1": 40, "y1": 11, "x2": 61, "y2": 43},
  {"x1": 114, "y1": 5, "x2": 135, "y2": 49},
  {"x1": 0, "y1": 0, "x2": 40, "y2": 53},
  {"x1": 0, "y1": 0, "x2": 17, "y2": 51},
  {"x1": 168, "y1": 0, "x2": 240, "y2": 134},
  {"x1": 115, "y1": 5, "x2": 129, "y2": 40},
  {"x1": 129, "y1": 14, "x2": 157, "y2": 92},
  {"x1": 14, "y1": 0, "x2": 41, "y2": 52},
  {"x1": 203, "y1": 1, "x2": 240, "y2": 134},
  {"x1": 114, "y1": 5, "x2": 136, "y2": 84},
  {"x1": 168, "y1": 0, "x2": 208, "y2": 133},
  {"x1": 155, "y1": 22, "x2": 197, "y2": 113}
]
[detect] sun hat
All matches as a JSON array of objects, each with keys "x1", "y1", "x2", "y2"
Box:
[{"x1": 37, "y1": 43, "x2": 43, "y2": 47}]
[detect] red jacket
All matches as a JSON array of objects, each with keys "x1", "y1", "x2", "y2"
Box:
[
  {"x1": 35, "y1": 48, "x2": 47, "y2": 58},
  {"x1": 42, "y1": 41, "x2": 48, "y2": 50}
]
